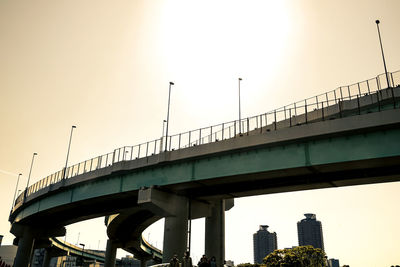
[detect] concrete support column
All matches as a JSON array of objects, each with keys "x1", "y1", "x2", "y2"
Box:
[
  {"x1": 162, "y1": 197, "x2": 188, "y2": 263},
  {"x1": 42, "y1": 249, "x2": 51, "y2": 267},
  {"x1": 205, "y1": 199, "x2": 225, "y2": 267},
  {"x1": 104, "y1": 239, "x2": 118, "y2": 267},
  {"x1": 140, "y1": 259, "x2": 147, "y2": 267},
  {"x1": 14, "y1": 227, "x2": 35, "y2": 267}
]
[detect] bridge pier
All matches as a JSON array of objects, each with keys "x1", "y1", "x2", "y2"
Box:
[
  {"x1": 11, "y1": 224, "x2": 66, "y2": 267},
  {"x1": 205, "y1": 199, "x2": 234, "y2": 267},
  {"x1": 42, "y1": 249, "x2": 51, "y2": 267},
  {"x1": 104, "y1": 239, "x2": 118, "y2": 267},
  {"x1": 139, "y1": 258, "x2": 148, "y2": 267},
  {"x1": 138, "y1": 187, "x2": 189, "y2": 262},
  {"x1": 13, "y1": 226, "x2": 35, "y2": 267},
  {"x1": 137, "y1": 188, "x2": 234, "y2": 263},
  {"x1": 162, "y1": 196, "x2": 188, "y2": 263},
  {"x1": 205, "y1": 199, "x2": 224, "y2": 267}
]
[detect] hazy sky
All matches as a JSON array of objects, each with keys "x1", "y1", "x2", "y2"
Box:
[{"x1": 1, "y1": 1, "x2": 400, "y2": 266}]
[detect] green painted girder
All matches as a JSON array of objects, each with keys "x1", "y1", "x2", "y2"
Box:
[{"x1": 10, "y1": 108, "x2": 400, "y2": 225}]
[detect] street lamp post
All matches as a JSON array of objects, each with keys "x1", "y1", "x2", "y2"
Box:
[
  {"x1": 25, "y1": 153, "x2": 37, "y2": 196},
  {"x1": 11, "y1": 173, "x2": 22, "y2": 210},
  {"x1": 375, "y1": 20, "x2": 390, "y2": 88},
  {"x1": 165, "y1": 82, "x2": 174, "y2": 152},
  {"x1": 63, "y1": 125, "x2": 77, "y2": 179},
  {"x1": 238, "y1": 78, "x2": 242, "y2": 134},
  {"x1": 79, "y1": 243, "x2": 85, "y2": 266}
]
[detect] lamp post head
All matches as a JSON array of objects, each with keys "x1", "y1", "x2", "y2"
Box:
[
  {"x1": 239, "y1": 78, "x2": 242, "y2": 81},
  {"x1": 72, "y1": 125, "x2": 76, "y2": 129},
  {"x1": 375, "y1": 20, "x2": 380, "y2": 24},
  {"x1": 170, "y1": 82, "x2": 174, "y2": 85},
  {"x1": 33, "y1": 153, "x2": 37, "y2": 156},
  {"x1": 19, "y1": 173, "x2": 22, "y2": 176}
]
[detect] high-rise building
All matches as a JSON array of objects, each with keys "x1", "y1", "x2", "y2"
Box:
[
  {"x1": 297, "y1": 213, "x2": 324, "y2": 250},
  {"x1": 327, "y1": 258, "x2": 340, "y2": 267},
  {"x1": 253, "y1": 225, "x2": 277, "y2": 264}
]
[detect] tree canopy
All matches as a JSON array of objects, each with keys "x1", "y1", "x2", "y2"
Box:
[{"x1": 263, "y1": 245, "x2": 327, "y2": 267}]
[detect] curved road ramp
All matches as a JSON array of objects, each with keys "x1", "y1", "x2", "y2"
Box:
[{"x1": 9, "y1": 71, "x2": 400, "y2": 267}]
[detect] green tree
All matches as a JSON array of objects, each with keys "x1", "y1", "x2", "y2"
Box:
[
  {"x1": 263, "y1": 246, "x2": 327, "y2": 267},
  {"x1": 236, "y1": 263, "x2": 264, "y2": 267}
]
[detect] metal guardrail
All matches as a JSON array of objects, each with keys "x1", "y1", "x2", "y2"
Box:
[
  {"x1": 50, "y1": 237, "x2": 105, "y2": 261},
  {"x1": 13, "y1": 70, "x2": 400, "y2": 206},
  {"x1": 140, "y1": 234, "x2": 163, "y2": 260}
]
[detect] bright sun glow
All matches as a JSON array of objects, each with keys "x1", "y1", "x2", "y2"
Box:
[{"x1": 156, "y1": 1, "x2": 292, "y2": 121}]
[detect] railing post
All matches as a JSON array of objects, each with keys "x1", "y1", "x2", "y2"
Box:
[
  {"x1": 210, "y1": 126, "x2": 213, "y2": 142},
  {"x1": 106, "y1": 154, "x2": 110, "y2": 166},
  {"x1": 334, "y1": 90, "x2": 337, "y2": 104},
  {"x1": 274, "y1": 110, "x2": 277, "y2": 130},
  {"x1": 390, "y1": 72, "x2": 394, "y2": 87},
  {"x1": 188, "y1": 131, "x2": 191, "y2": 146},
  {"x1": 169, "y1": 136, "x2": 172, "y2": 150},
  {"x1": 305, "y1": 99, "x2": 308, "y2": 124},
  {"x1": 265, "y1": 113, "x2": 268, "y2": 127},
  {"x1": 357, "y1": 95, "x2": 361, "y2": 115},
  {"x1": 325, "y1": 93, "x2": 329, "y2": 106},
  {"x1": 377, "y1": 77, "x2": 381, "y2": 90},
  {"x1": 391, "y1": 85, "x2": 396, "y2": 109},
  {"x1": 138, "y1": 145, "x2": 141, "y2": 158},
  {"x1": 222, "y1": 123, "x2": 224, "y2": 140},
  {"x1": 284, "y1": 106, "x2": 287, "y2": 120},
  {"x1": 234, "y1": 121, "x2": 237, "y2": 137},
  {"x1": 321, "y1": 102, "x2": 325, "y2": 121},
  {"x1": 367, "y1": 79, "x2": 374, "y2": 103},
  {"x1": 347, "y1": 86, "x2": 351, "y2": 100},
  {"x1": 256, "y1": 115, "x2": 259, "y2": 129},
  {"x1": 339, "y1": 87, "x2": 343, "y2": 101},
  {"x1": 289, "y1": 108, "x2": 292, "y2": 127},
  {"x1": 247, "y1": 118, "x2": 249, "y2": 135},
  {"x1": 260, "y1": 115, "x2": 263, "y2": 133},
  {"x1": 377, "y1": 90, "x2": 381, "y2": 112},
  {"x1": 146, "y1": 142, "x2": 149, "y2": 157},
  {"x1": 357, "y1": 83, "x2": 361, "y2": 97},
  {"x1": 178, "y1": 133, "x2": 181, "y2": 149},
  {"x1": 389, "y1": 73, "x2": 396, "y2": 108},
  {"x1": 338, "y1": 100, "x2": 343, "y2": 118},
  {"x1": 316, "y1": 96, "x2": 319, "y2": 109},
  {"x1": 199, "y1": 128, "x2": 202, "y2": 145}
]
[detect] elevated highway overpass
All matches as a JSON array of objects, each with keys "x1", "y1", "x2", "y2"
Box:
[{"x1": 9, "y1": 71, "x2": 400, "y2": 267}]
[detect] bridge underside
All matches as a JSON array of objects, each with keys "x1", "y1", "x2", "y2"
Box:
[{"x1": 174, "y1": 155, "x2": 400, "y2": 199}]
